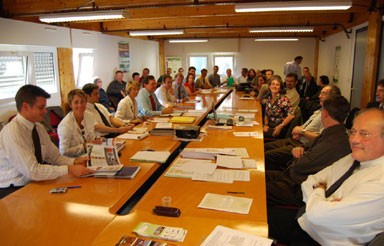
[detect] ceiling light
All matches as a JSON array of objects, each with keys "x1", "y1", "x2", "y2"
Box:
[
  {"x1": 249, "y1": 27, "x2": 314, "y2": 33},
  {"x1": 129, "y1": 29, "x2": 184, "y2": 36},
  {"x1": 235, "y1": 1, "x2": 352, "y2": 12},
  {"x1": 169, "y1": 39, "x2": 208, "y2": 43},
  {"x1": 39, "y1": 10, "x2": 127, "y2": 23},
  {"x1": 255, "y1": 38, "x2": 299, "y2": 42}
]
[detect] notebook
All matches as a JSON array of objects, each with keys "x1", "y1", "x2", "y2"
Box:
[
  {"x1": 169, "y1": 116, "x2": 195, "y2": 124},
  {"x1": 92, "y1": 166, "x2": 141, "y2": 179}
]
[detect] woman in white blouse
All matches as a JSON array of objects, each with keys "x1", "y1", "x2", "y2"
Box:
[
  {"x1": 115, "y1": 81, "x2": 142, "y2": 124},
  {"x1": 58, "y1": 89, "x2": 101, "y2": 157}
]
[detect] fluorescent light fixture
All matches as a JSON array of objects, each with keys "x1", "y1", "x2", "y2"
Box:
[
  {"x1": 249, "y1": 27, "x2": 313, "y2": 33},
  {"x1": 169, "y1": 39, "x2": 208, "y2": 43},
  {"x1": 255, "y1": 38, "x2": 299, "y2": 42},
  {"x1": 235, "y1": 1, "x2": 352, "y2": 12},
  {"x1": 129, "y1": 29, "x2": 184, "y2": 36},
  {"x1": 39, "y1": 10, "x2": 127, "y2": 23}
]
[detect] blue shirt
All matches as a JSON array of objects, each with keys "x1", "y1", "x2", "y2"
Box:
[{"x1": 136, "y1": 88, "x2": 165, "y2": 117}]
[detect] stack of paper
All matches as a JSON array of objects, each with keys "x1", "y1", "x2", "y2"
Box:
[
  {"x1": 201, "y1": 225, "x2": 273, "y2": 246},
  {"x1": 130, "y1": 150, "x2": 171, "y2": 163},
  {"x1": 198, "y1": 193, "x2": 253, "y2": 214},
  {"x1": 181, "y1": 148, "x2": 249, "y2": 160},
  {"x1": 165, "y1": 158, "x2": 216, "y2": 178},
  {"x1": 150, "y1": 122, "x2": 174, "y2": 136},
  {"x1": 169, "y1": 116, "x2": 195, "y2": 124},
  {"x1": 118, "y1": 131, "x2": 149, "y2": 140}
]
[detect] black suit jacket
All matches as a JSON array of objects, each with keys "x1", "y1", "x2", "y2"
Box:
[{"x1": 300, "y1": 78, "x2": 318, "y2": 98}]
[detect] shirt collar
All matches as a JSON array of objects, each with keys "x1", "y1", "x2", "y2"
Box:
[
  {"x1": 16, "y1": 113, "x2": 36, "y2": 131},
  {"x1": 360, "y1": 155, "x2": 384, "y2": 169}
]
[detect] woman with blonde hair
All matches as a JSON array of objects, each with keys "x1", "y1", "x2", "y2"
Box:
[
  {"x1": 58, "y1": 89, "x2": 101, "y2": 157},
  {"x1": 115, "y1": 81, "x2": 142, "y2": 124}
]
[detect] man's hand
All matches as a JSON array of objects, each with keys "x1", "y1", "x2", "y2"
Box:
[
  {"x1": 162, "y1": 106, "x2": 173, "y2": 114},
  {"x1": 118, "y1": 125, "x2": 134, "y2": 133},
  {"x1": 291, "y1": 147, "x2": 305, "y2": 159},
  {"x1": 68, "y1": 165, "x2": 94, "y2": 177},
  {"x1": 74, "y1": 156, "x2": 88, "y2": 166},
  {"x1": 291, "y1": 126, "x2": 304, "y2": 136},
  {"x1": 272, "y1": 124, "x2": 283, "y2": 137}
]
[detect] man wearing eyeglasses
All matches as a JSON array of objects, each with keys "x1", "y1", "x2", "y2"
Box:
[
  {"x1": 264, "y1": 85, "x2": 341, "y2": 170},
  {"x1": 269, "y1": 109, "x2": 384, "y2": 245}
]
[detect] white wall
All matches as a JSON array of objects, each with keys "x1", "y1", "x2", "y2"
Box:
[
  {"x1": 0, "y1": 18, "x2": 159, "y2": 122},
  {"x1": 165, "y1": 38, "x2": 316, "y2": 78},
  {"x1": 318, "y1": 22, "x2": 368, "y2": 101}
]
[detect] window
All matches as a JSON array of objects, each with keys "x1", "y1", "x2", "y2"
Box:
[
  {"x1": 213, "y1": 55, "x2": 234, "y2": 76},
  {"x1": 0, "y1": 48, "x2": 59, "y2": 104},
  {"x1": 0, "y1": 55, "x2": 28, "y2": 100},
  {"x1": 34, "y1": 52, "x2": 57, "y2": 93},
  {"x1": 76, "y1": 53, "x2": 94, "y2": 88},
  {"x1": 188, "y1": 56, "x2": 208, "y2": 75},
  {"x1": 73, "y1": 48, "x2": 94, "y2": 88}
]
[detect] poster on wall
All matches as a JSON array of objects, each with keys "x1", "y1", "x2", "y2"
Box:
[
  {"x1": 333, "y1": 45, "x2": 341, "y2": 83},
  {"x1": 166, "y1": 57, "x2": 182, "y2": 78},
  {"x1": 118, "y1": 41, "x2": 130, "y2": 73}
]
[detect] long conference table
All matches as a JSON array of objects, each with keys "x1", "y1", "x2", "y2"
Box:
[{"x1": 0, "y1": 89, "x2": 267, "y2": 246}]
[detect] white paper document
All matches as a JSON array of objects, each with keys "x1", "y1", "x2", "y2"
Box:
[
  {"x1": 192, "y1": 169, "x2": 250, "y2": 183},
  {"x1": 201, "y1": 225, "x2": 273, "y2": 246},
  {"x1": 155, "y1": 122, "x2": 173, "y2": 128},
  {"x1": 165, "y1": 158, "x2": 215, "y2": 178},
  {"x1": 192, "y1": 169, "x2": 234, "y2": 183},
  {"x1": 181, "y1": 148, "x2": 249, "y2": 160},
  {"x1": 128, "y1": 127, "x2": 148, "y2": 134},
  {"x1": 118, "y1": 131, "x2": 149, "y2": 140},
  {"x1": 130, "y1": 151, "x2": 171, "y2": 163},
  {"x1": 198, "y1": 193, "x2": 253, "y2": 214},
  {"x1": 216, "y1": 155, "x2": 243, "y2": 169},
  {"x1": 242, "y1": 159, "x2": 258, "y2": 169},
  {"x1": 233, "y1": 131, "x2": 263, "y2": 139}
]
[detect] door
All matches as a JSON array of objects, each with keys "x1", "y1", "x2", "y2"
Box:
[{"x1": 350, "y1": 27, "x2": 368, "y2": 109}]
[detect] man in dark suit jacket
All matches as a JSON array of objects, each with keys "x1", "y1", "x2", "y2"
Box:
[
  {"x1": 266, "y1": 95, "x2": 351, "y2": 207},
  {"x1": 366, "y1": 79, "x2": 384, "y2": 110},
  {"x1": 300, "y1": 72, "x2": 318, "y2": 99}
]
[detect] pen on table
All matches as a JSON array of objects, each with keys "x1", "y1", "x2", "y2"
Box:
[
  {"x1": 143, "y1": 148, "x2": 155, "y2": 151},
  {"x1": 66, "y1": 186, "x2": 82, "y2": 189},
  {"x1": 227, "y1": 191, "x2": 245, "y2": 194}
]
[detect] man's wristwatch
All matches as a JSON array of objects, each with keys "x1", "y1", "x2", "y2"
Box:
[{"x1": 301, "y1": 129, "x2": 306, "y2": 135}]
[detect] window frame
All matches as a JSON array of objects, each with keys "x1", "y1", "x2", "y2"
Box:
[
  {"x1": 0, "y1": 46, "x2": 59, "y2": 108},
  {"x1": 213, "y1": 55, "x2": 235, "y2": 76},
  {"x1": 188, "y1": 55, "x2": 209, "y2": 76}
]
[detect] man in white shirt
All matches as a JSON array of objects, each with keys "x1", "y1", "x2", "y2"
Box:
[
  {"x1": 82, "y1": 83, "x2": 133, "y2": 138},
  {"x1": 237, "y1": 68, "x2": 248, "y2": 84},
  {"x1": 154, "y1": 75, "x2": 176, "y2": 107},
  {"x1": 284, "y1": 56, "x2": 303, "y2": 81},
  {"x1": 268, "y1": 109, "x2": 384, "y2": 245},
  {"x1": 0, "y1": 85, "x2": 93, "y2": 199}
]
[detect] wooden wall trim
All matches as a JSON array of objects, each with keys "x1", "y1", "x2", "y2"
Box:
[
  {"x1": 57, "y1": 48, "x2": 75, "y2": 110},
  {"x1": 158, "y1": 39, "x2": 165, "y2": 76},
  {"x1": 361, "y1": 11, "x2": 382, "y2": 107}
]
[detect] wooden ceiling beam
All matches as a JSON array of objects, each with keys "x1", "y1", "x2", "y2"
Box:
[{"x1": 102, "y1": 13, "x2": 353, "y2": 31}]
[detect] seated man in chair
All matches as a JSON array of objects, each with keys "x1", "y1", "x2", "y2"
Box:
[{"x1": 264, "y1": 85, "x2": 341, "y2": 170}]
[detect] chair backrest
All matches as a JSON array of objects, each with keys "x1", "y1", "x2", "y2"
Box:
[
  {"x1": 43, "y1": 106, "x2": 64, "y2": 131},
  {"x1": 345, "y1": 107, "x2": 360, "y2": 130},
  {"x1": 368, "y1": 232, "x2": 384, "y2": 246}
]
